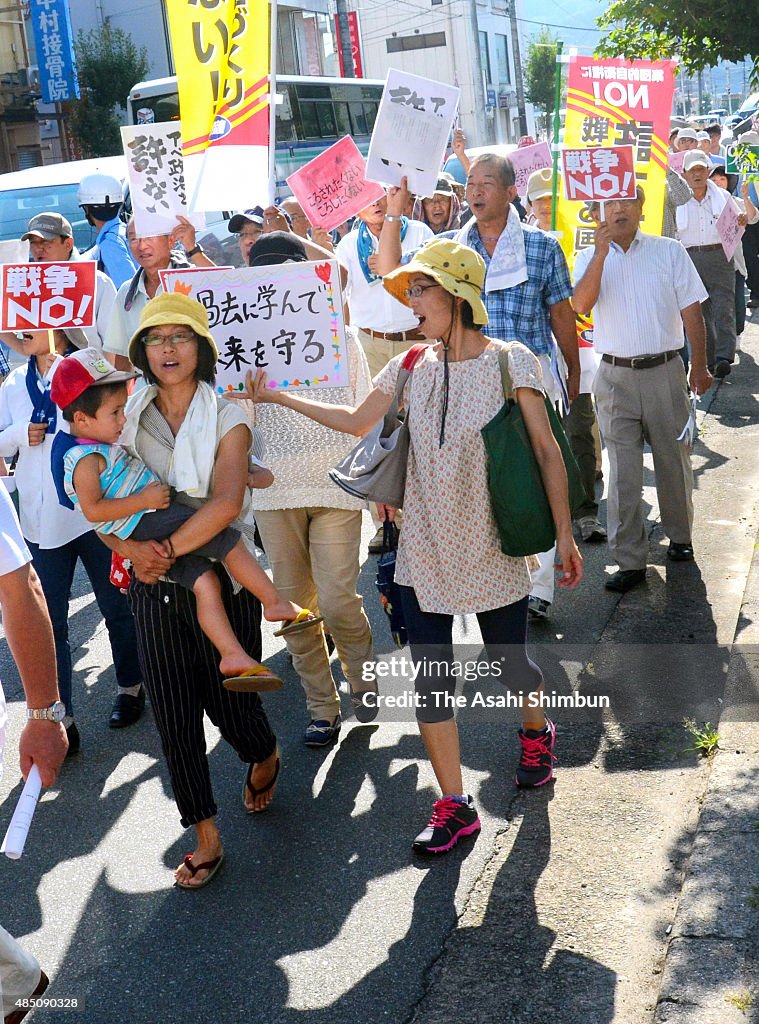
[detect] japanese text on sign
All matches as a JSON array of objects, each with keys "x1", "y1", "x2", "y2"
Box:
[
  {"x1": 286, "y1": 136, "x2": 385, "y2": 232},
  {"x1": 366, "y1": 69, "x2": 460, "y2": 197},
  {"x1": 29, "y1": 0, "x2": 79, "y2": 103},
  {"x1": 0, "y1": 262, "x2": 95, "y2": 332},
  {"x1": 158, "y1": 262, "x2": 348, "y2": 393},
  {"x1": 716, "y1": 200, "x2": 745, "y2": 262},
  {"x1": 562, "y1": 146, "x2": 636, "y2": 201},
  {"x1": 121, "y1": 122, "x2": 204, "y2": 237},
  {"x1": 509, "y1": 142, "x2": 553, "y2": 196}
]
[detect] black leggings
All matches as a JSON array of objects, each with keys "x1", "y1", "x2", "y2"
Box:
[{"x1": 398, "y1": 586, "x2": 543, "y2": 723}]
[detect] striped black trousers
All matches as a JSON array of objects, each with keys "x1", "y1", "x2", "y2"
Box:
[{"x1": 128, "y1": 569, "x2": 276, "y2": 827}]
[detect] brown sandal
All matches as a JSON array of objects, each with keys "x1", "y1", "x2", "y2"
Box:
[{"x1": 243, "y1": 748, "x2": 281, "y2": 814}]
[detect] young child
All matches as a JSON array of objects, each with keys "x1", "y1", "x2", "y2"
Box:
[{"x1": 50, "y1": 348, "x2": 322, "y2": 692}]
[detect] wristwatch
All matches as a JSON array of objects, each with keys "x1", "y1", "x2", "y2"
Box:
[
  {"x1": 26, "y1": 701, "x2": 66, "y2": 722},
  {"x1": 384, "y1": 215, "x2": 402, "y2": 223},
  {"x1": 185, "y1": 244, "x2": 204, "y2": 258}
]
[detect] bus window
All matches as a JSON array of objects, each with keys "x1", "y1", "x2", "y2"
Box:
[
  {"x1": 334, "y1": 101, "x2": 351, "y2": 136},
  {"x1": 316, "y1": 103, "x2": 337, "y2": 137},
  {"x1": 363, "y1": 103, "x2": 378, "y2": 132},
  {"x1": 299, "y1": 101, "x2": 320, "y2": 139},
  {"x1": 349, "y1": 103, "x2": 368, "y2": 136}
]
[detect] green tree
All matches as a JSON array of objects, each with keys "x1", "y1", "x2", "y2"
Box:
[
  {"x1": 68, "y1": 26, "x2": 149, "y2": 157},
  {"x1": 595, "y1": 0, "x2": 759, "y2": 82},
  {"x1": 524, "y1": 28, "x2": 559, "y2": 135}
]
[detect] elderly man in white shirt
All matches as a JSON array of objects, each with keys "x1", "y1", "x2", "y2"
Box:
[
  {"x1": 678, "y1": 149, "x2": 741, "y2": 378},
  {"x1": 573, "y1": 187, "x2": 712, "y2": 593}
]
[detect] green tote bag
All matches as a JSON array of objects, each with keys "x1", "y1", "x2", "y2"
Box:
[{"x1": 482, "y1": 344, "x2": 586, "y2": 557}]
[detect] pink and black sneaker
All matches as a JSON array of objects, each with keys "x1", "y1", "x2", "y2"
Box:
[
  {"x1": 412, "y1": 796, "x2": 481, "y2": 855},
  {"x1": 515, "y1": 718, "x2": 557, "y2": 788}
]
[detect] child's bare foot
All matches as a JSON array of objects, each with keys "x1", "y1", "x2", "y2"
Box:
[
  {"x1": 267, "y1": 604, "x2": 324, "y2": 638},
  {"x1": 221, "y1": 656, "x2": 282, "y2": 692}
]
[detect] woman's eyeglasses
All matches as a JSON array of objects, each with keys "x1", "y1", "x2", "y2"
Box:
[
  {"x1": 404, "y1": 284, "x2": 441, "y2": 299},
  {"x1": 142, "y1": 331, "x2": 197, "y2": 348}
]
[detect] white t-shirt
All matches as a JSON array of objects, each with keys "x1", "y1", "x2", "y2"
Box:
[
  {"x1": 0, "y1": 483, "x2": 33, "y2": 777},
  {"x1": 335, "y1": 220, "x2": 433, "y2": 332}
]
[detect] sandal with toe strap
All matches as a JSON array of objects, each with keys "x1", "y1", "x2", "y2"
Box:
[
  {"x1": 223, "y1": 666, "x2": 283, "y2": 692},
  {"x1": 243, "y1": 748, "x2": 281, "y2": 814},
  {"x1": 175, "y1": 852, "x2": 224, "y2": 890},
  {"x1": 273, "y1": 609, "x2": 324, "y2": 638}
]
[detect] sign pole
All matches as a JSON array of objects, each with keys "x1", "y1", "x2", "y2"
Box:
[{"x1": 268, "y1": 0, "x2": 278, "y2": 205}]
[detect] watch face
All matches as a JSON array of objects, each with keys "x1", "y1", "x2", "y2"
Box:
[{"x1": 50, "y1": 701, "x2": 66, "y2": 722}]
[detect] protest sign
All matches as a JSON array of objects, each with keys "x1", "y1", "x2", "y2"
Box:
[
  {"x1": 510, "y1": 142, "x2": 552, "y2": 196},
  {"x1": 668, "y1": 151, "x2": 686, "y2": 175},
  {"x1": 561, "y1": 146, "x2": 636, "y2": 201},
  {"x1": 0, "y1": 262, "x2": 96, "y2": 332},
  {"x1": 555, "y1": 56, "x2": 676, "y2": 275},
  {"x1": 159, "y1": 266, "x2": 235, "y2": 293},
  {"x1": 366, "y1": 69, "x2": 460, "y2": 197},
  {"x1": 716, "y1": 200, "x2": 744, "y2": 261},
  {"x1": 166, "y1": 0, "x2": 270, "y2": 213},
  {"x1": 725, "y1": 143, "x2": 759, "y2": 181},
  {"x1": 286, "y1": 136, "x2": 385, "y2": 232},
  {"x1": 159, "y1": 262, "x2": 347, "y2": 393},
  {"x1": 121, "y1": 122, "x2": 205, "y2": 237}
]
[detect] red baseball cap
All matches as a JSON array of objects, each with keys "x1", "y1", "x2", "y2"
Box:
[{"x1": 50, "y1": 349, "x2": 136, "y2": 410}]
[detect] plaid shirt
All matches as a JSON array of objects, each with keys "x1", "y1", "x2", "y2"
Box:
[
  {"x1": 462, "y1": 222, "x2": 573, "y2": 357},
  {"x1": 0, "y1": 344, "x2": 10, "y2": 378}
]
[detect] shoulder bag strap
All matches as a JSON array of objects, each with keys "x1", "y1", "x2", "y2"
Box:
[{"x1": 496, "y1": 343, "x2": 515, "y2": 402}]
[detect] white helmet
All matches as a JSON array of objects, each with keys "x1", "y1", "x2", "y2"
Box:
[{"x1": 77, "y1": 172, "x2": 124, "y2": 206}]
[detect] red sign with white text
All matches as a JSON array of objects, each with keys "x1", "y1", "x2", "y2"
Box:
[
  {"x1": 0, "y1": 261, "x2": 96, "y2": 331},
  {"x1": 334, "y1": 12, "x2": 364, "y2": 78},
  {"x1": 561, "y1": 145, "x2": 636, "y2": 202}
]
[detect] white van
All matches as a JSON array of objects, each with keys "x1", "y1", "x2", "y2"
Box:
[
  {"x1": 0, "y1": 154, "x2": 245, "y2": 266},
  {"x1": 0, "y1": 155, "x2": 127, "y2": 254}
]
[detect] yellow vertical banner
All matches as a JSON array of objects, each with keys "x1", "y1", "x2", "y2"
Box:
[
  {"x1": 555, "y1": 57, "x2": 676, "y2": 278},
  {"x1": 167, "y1": 0, "x2": 270, "y2": 212}
]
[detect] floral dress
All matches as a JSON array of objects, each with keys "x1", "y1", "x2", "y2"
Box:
[{"x1": 374, "y1": 341, "x2": 543, "y2": 614}]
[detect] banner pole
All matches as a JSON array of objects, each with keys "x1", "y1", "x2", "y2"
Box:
[
  {"x1": 268, "y1": 0, "x2": 278, "y2": 205},
  {"x1": 550, "y1": 40, "x2": 563, "y2": 232}
]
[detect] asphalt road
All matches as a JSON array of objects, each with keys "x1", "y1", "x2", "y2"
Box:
[{"x1": 1, "y1": 314, "x2": 758, "y2": 1024}]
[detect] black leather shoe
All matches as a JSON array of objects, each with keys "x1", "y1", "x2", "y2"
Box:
[
  {"x1": 668, "y1": 541, "x2": 694, "y2": 561},
  {"x1": 605, "y1": 568, "x2": 646, "y2": 593},
  {"x1": 65, "y1": 720, "x2": 80, "y2": 757},
  {"x1": 109, "y1": 688, "x2": 145, "y2": 729},
  {"x1": 714, "y1": 360, "x2": 732, "y2": 379}
]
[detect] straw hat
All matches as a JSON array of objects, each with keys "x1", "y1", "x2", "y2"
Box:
[
  {"x1": 382, "y1": 239, "x2": 488, "y2": 326},
  {"x1": 128, "y1": 292, "x2": 219, "y2": 365}
]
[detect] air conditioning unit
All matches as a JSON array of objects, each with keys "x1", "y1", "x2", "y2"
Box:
[{"x1": 18, "y1": 66, "x2": 40, "y2": 90}]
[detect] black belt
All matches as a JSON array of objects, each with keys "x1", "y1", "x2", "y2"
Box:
[
  {"x1": 686, "y1": 243, "x2": 724, "y2": 253},
  {"x1": 602, "y1": 350, "x2": 680, "y2": 370}
]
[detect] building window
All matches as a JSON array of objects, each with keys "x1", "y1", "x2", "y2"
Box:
[
  {"x1": 495, "y1": 34, "x2": 511, "y2": 85},
  {"x1": 386, "y1": 31, "x2": 446, "y2": 53},
  {"x1": 478, "y1": 31, "x2": 492, "y2": 85}
]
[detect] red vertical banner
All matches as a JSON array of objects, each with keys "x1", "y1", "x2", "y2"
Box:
[{"x1": 334, "y1": 12, "x2": 363, "y2": 78}]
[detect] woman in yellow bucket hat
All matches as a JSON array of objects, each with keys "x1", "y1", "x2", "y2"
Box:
[{"x1": 245, "y1": 238, "x2": 583, "y2": 855}]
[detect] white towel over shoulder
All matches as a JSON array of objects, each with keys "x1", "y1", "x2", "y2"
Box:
[{"x1": 455, "y1": 205, "x2": 528, "y2": 293}]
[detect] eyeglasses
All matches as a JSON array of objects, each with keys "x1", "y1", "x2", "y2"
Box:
[
  {"x1": 404, "y1": 284, "x2": 441, "y2": 299},
  {"x1": 142, "y1": 331, "x2": 197, "y2": 348}
]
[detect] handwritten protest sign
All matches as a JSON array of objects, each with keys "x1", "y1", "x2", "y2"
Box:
[
  {"x1": 0, "y1": 262, "x2": 96, "y2": 332},
  {"x1": 121, "y1": 123, "x2": 204, "y2": 237},
  {"x1": 668, "y1": 151, "x2": 686, "y2": 175},
  {"x1": 286, "y1": 136, "x2": 385, "y2": 232},
  {"x1": 510, "y1": 142, "x2": 552, "y2": 195},
  {"x1": 159, "y1": 262, "x2": 347, "y2": 393},
  {"x1": 561, "y1": 146, "x2": 636, "y2": 201},
  {"x1": 716, "y1": 200, "x2": 745, "y2": 261},
  {"x1": 366, "y1": 69, "x2": 460, "y2": 197}
]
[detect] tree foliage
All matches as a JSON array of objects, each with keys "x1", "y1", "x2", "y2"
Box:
[
  {"x1": 68, "y1": 26, "x2": 149, "y2": 157},
  {"x1": 524, "y1": 28, "x2": 559, "y2": 121},
  {"x1": 595, "y1": 0, "x2": 759, "y2": 82}
]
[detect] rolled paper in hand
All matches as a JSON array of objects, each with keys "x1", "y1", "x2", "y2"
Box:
[{"x1": 1, "y1": 764, "x2": 42, "y2": 860}]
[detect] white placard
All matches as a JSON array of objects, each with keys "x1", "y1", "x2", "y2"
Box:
[
  {"x1": 121, "y1": 122, "x2": 205, "y2": 237},
  {"x1": 1, "y1": 764, "x2": 42, "y2": 859},
  {"x1": 0, "y1": 240, "x2": 28, "y2": 263},
  {"x1": 366, "y1": 69, "x2": 460, "y2": 198},
  {"x1": 159, "y1": 262, "x2": 348, "y2": 393}
]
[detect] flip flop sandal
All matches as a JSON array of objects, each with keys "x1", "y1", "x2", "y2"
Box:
[
  {"x1": 223, "y1": 666, "x2": 283, "y2": 692},
  {"x1": 175, "y1": 852, "x2": 224, "y2": 890},
  {"x1": 243, "y1": 749, "x2": 281, "y2": 814},
  {"x1": 273, "y1": 609, "x2": 324, "y2": 638}
]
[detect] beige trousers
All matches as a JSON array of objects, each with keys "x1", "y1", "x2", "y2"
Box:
[
  {"x1": 355, "y1": 327, "x2": 415, "y2": 381},
  {"x1": 254, "y1": 507, "x2": 373, "y2": 720},
  {"x1": 594, "y1": 356, "x2": 693, "y2": 570}
]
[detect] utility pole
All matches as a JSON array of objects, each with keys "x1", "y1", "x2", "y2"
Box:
[
  {"x1": 508, "y1": 0, "x2": 527, "y2": 138},
  {"x1": 468, "y1": 0, "x2": 489, "y2": 144},
  {"x1": 335, "y1": 0, "x2": 355, "y2": 78}
]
